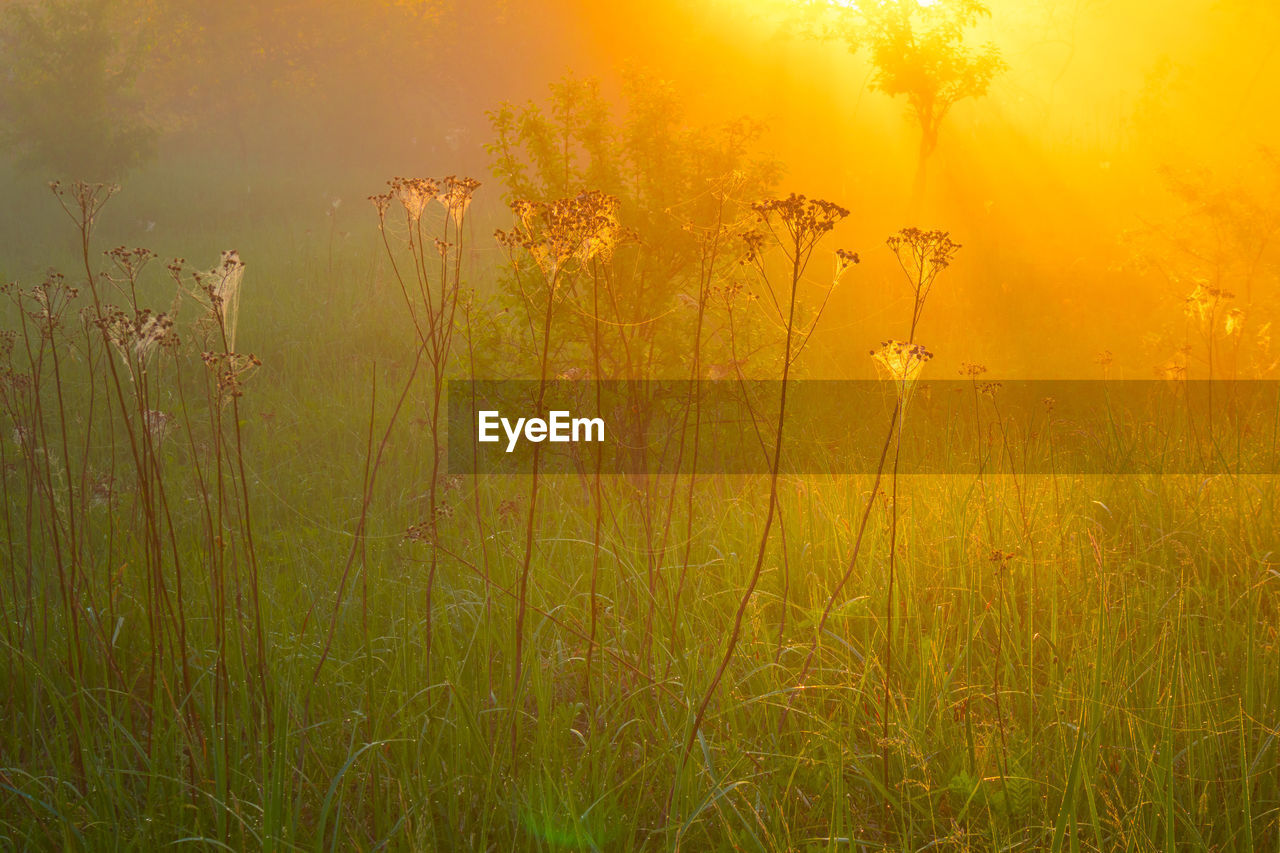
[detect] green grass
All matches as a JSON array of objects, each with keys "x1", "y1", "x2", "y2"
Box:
[{"x1": 1, "y1": 172, "x2": 1278, "y2": 852}]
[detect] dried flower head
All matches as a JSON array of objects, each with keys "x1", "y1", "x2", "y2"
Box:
[
  {"x1": 502, "y1": 191, "x2": 621, "y2": 281},
  {"x1": 872, "y1": 339, "x2": 934, "y2": 402},
  {"x1": 202, "y1": 351, "x2": 262, "y2": 404},
  {"x1": 1184, "y1": 281, "x2": 1233, "y2": 325},
  {"x1": 101, "y1": 307, "x2": 176, "y2": 369},
  {"x1": 176, "y1": 250, "x2": 245, "y2": 351},
  {"x1": 739, "y1": 230, "x2": 766, "y2": 265},
  {"x1": 751, "y1": 194, "x2": 849, "y2": 260},
  {"x1": 886, "y1": 228, "x2": 961, "y2": 305},
  {"x1": 106, "y1": 246, "x2": 157, "y2": 283},
  {"x1": 20, "y1": 273, "x2": 79, "y2": 337},
  {"x1": 391, "y1": 177, "x2": 439, "y2": 223},
  {"x1": 437, "y1": 175, "x2": 481, "y2": 228},
  {"x1": 49, "y1": 180, "x2": 119, "y2": 231},
  {"x1": 835, "y1": 248, "x2": 860, "y2": 279},
  {"x1": 369, "y1": 191, "x2": 394, "y2": 224}
]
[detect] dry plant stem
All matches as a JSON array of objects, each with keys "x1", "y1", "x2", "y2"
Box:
[
  {"x1": 586, "y1": 259, "x2": 604, "y2": 713},
  {"x1": 969, "y1": 378, "x2": 991, "y2": 773},
  {"x1": 775, "y1": 512, "x2": 793, "y2": 663},
  {"x1": 511, "y1": 269, "x2": 559, "y2": 766},
  {"x1": 783, "y1": 401, "x2": 899, "y2": 732},
  {"x1": 422, "y1": 221, "x2": 457, "y2": 682},
  {"x1": 171, "y1": 340, "x2": 233, "y2": 811},
  {"x1": 463, "y1": 296, "x2": 496, "y2": 707},
  {"x1": 215, "y1": 316, "x2": 271, "y2": 730},
  {"x1": 376, "y1": 182, "x2": 475, "y2": 687},
  {"x1": 875, "y1": 249, "x2": 936, "y2": 810},
  {"x1": 0, "y1": 428, "x2": 15, "y2": 662},
  {"x1": 598, "y1": 264, "x2": 645, "y2": 622},
  {"x1": 663, "y1": 203, "x2": 726, "y2": 675},
  {"x1": 15, "y1": 307, "x2": 80, "y2": 681},
  {"x1": 883, "y1": 396, "x2": 905, "y2": 811},
  {"x1": 669, "y1": 228, "x2": 805, "y2": 818},
  {"x1": 302, "y1": 347, "x2": 424, "y2": 773},
  {"x1": 379, "y1": 222, "x2": 427, "y2": 344},
  {"x1": 59, "y1": 184, "x2": 188, "y2": 773}
]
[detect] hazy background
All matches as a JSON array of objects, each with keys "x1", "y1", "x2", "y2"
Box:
[{"x1": 1, "y1": 0, "x2": 1277, "y2": 378}]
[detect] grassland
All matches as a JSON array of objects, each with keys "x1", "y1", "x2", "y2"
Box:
[{"x1": 0, "y1": 167, "x2": 1278, "y2": 853}]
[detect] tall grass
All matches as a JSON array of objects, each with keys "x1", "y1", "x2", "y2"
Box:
[{"x1": 1, "y1": 174, "x2": 1278, "y2": 853}]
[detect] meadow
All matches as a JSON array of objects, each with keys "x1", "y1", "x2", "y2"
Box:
[{"x1": 0, "y1": 140, "x2": 1277, "y2": 853}]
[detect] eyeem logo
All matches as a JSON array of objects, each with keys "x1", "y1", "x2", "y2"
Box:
[{"x1": 477, "y1": 410, "x2": 606, "y2": 453}]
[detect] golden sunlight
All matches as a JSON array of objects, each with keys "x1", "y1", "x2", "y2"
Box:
[{"x1": 3, "y1": 0, "x2": 1279, "y2": 848}]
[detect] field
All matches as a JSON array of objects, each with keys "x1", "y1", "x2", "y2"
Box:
[
  {"x1": 2, "y1": 1, "x2": 1280, "y2": 850},
  {"x1": 0, "y1": 163, "x2": 1276, "y2": 852}
]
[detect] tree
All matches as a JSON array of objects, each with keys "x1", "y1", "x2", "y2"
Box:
[
  {"x1": 0, "y1": 0, "x2": 156, "y2": 179},
  {"x1": 486, "y1": 70, "x2": 780, "y2": 380},
  {"x1": 815, "y1": 0, "x2": 1005, "y2": 208}
]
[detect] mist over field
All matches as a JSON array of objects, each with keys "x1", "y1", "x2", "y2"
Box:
[{"x1": 1, "y1": 1, "x2": 1279, "y2": 849}]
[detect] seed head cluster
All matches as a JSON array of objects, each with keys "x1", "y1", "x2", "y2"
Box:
[{"x1": 497, "y1": 191, "x2": 622, "y2": 280}]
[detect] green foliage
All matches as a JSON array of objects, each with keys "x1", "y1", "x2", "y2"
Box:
[
  {"x1": 485, "y1": 71, "x2": 781, "y2": 380},
  {"x1": 0, "y1": 0, "x2": 155, "y2": 179},
  {"x1": 948, "y1": 766, "x2": 1033, "y2": 823}
]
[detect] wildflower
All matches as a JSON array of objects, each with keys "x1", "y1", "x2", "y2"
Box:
[
  {"x1": 739, "y1": 230, "x2": 766, "y2": 265},
  {"x1": 134, "y1": 311, "x2": 175, "y2": 363},
  {"x1": 202, "y1": 351, "x2": 262, "y2": 404},
  {"x1": 834, "y1": 248, "x2": 860, "y2": 279},
  {"x1": 751, "y1": 194, "x2": 849, "y2": 259},
  {"x1": 873, "y1": 340, "x2": 932, "y2": 383},
  {"x1": 391, "y1": 177, "x2": 438, "y2": 223},
  {"x1": 502, "y1": 191, "x2": 621, "y2": 281},
  {"x1": 106, "y1": 246, "x2": 157, "y2": 282},
  {"x1": 405, "y1": 520, "x2": 435, "y2": 544},
  {"x1": 49, "y1": 181, "x2": 119, "y2": 230},
  {"x1": 369, "y1": 191, "x2": 393, "y2": 224},
  {"x1": 205, "y1": 250, "x2": 245, "y2": 351},
  {"x1": 437, "y1": 176, "x2": 481, "y2": 228},
  {"x1": 22, "y1": 275, "x2": 79, "y2": 337},
  {"x1": 872, "y1": 339, "x2": 933, "y2": 405},
  {"x1": 886, "y1": 228, "x2": 960, "y2": 305},
  {"x1": 1184, "y1": 281, "x2": 1232, "y2": 325}
]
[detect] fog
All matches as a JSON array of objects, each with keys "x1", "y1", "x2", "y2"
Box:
[{"x1": 3, "y1": 0, "x2": 1277, "y2": 377}]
